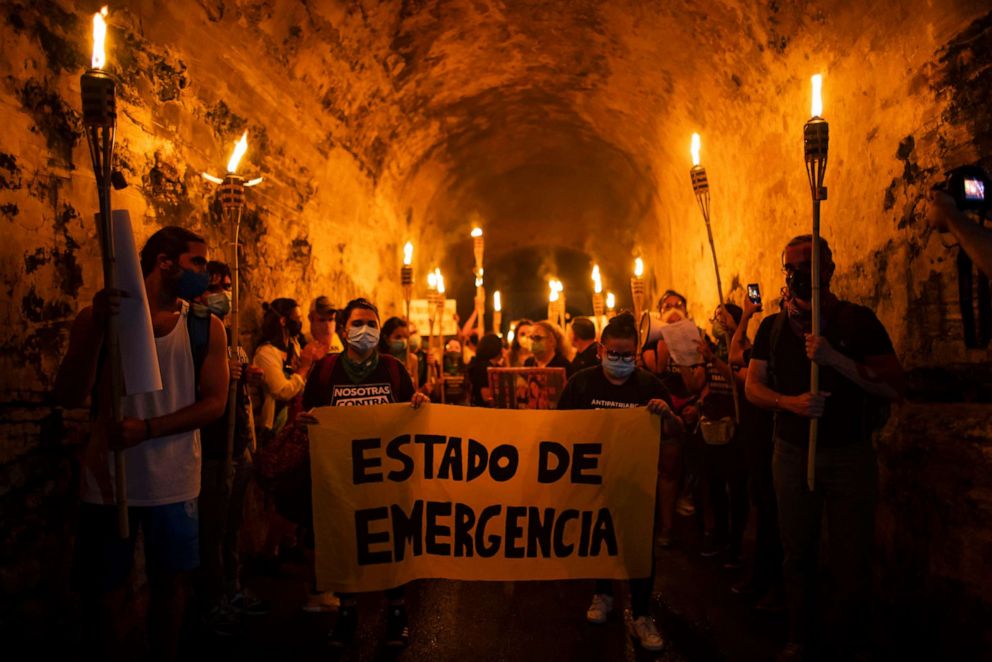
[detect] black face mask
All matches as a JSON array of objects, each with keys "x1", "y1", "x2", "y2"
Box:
[
  {"x1": 786, "y1": 270, "x2": 813, "y2": 301},
  {"x1": 286, "y1": 319, "x2": 303, "y2": 336}
]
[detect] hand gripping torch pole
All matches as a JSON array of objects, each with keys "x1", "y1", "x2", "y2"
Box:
[
  {"x1": 804, "y1": 114, "x2": 829, "y2": 492},
  {"x1": 81, "y1": 61, "x2": 129, "y2": 538},
  {"x1": 690, "y1": 163, "x2": 741, "y2": 424}
]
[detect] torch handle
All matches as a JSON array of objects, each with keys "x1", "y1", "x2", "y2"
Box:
[
  {"x1": 703, "y1": 222, "x2": 741, "y2": 424},
  {"x1": 225, "y1": 209, "x2": 242, "y2": 487},
  {"x1": 808, "y1": 199, "x2": 822, "y2": 491}
]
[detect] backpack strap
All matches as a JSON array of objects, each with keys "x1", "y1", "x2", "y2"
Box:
[{"x1": 185, "y1": 302, "x2": 212, "y2": 393}]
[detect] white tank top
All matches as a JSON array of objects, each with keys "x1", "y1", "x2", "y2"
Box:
[{"x1": 81, "y1": 301, "x2": 201, "y2": 506}]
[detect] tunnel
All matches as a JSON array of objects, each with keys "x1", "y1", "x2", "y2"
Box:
[{"x1": 1, "y1": 0, "x2": 991, "y2": 659}]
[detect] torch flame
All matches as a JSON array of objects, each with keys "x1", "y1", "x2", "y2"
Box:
[
  {"x1": 592, "y1": 264, "x2": 603, "y2": 294},
  {"x1": 428, "y1": 270, "x2": 437, "y2": 289},
  {"x1": 437, "y1": 273, "x2": 446, "y2": 295},
  {"x1": 403, "y1": 241, "x2": 413, "y2": 265},
  {"x1": 494, "y1": 290, "x2": 502, "y2": 312},
  {"x1": 91, "y1": 6, "x2": 108, "y2": 70},
  {"x1": 811, "y1": 74, "x2": 823, "y2": 118},
  {"x1": 470, "y1": 227, "x2": 483, "y2": 238},
  {"x1": 691, "y1": 133, "x2": 701, "y2": 167},
  {"x1": 606, "y1": 291, "x2": 616, "y2": 310},
  {"x1": 227, "y1": 131, "x2": 249, "y2": 174},
  {"x1": 634, "y1": 257, "x2": 644, "y2": 277},
  {"x1": 475, "y1": 276, "x2": 483, "y2": 288},
  {"x1": 591, "y1": 264, "x2": 600, "y2": 281}
]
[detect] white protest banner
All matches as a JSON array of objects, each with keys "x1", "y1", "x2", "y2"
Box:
[{"x1": 310, "y1": 403, "x2": 660, "y2": 593}]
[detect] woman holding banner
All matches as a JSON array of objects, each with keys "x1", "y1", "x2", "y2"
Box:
[
  {"x1": 556, "y1": 312, "x2": 683, "y2": 652},
  {"x1": 301, "y1": 297, "x2": 429, "y2": 650}
]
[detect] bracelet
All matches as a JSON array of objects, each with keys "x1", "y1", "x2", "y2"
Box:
[{"x1": 144, "y1": 418, "x2": 153, "y2": 440}]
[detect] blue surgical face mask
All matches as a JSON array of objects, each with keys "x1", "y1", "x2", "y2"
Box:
[
  {"x1": 602, "y1": 355, "x2": 636, "y2": 380},
  {"x1": 389, "y1": 339, "x2": 408, "y2": 355},
  {"x1": 347, "y1": 324, "x2": 380, "y2": 355},
  {"x1": 177, "y1": 269, "x2": 210, "y2": 300},
  {"x1": 206, "y1": 291, "x2": 231, "y2": 317}
]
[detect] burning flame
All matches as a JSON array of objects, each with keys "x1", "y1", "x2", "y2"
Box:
[
  {"x1": 428, "y1": 270, "x2": 437, "y2": 289},
  {"x1": 691, "y1": 133, "x2": 701, "y2": 167},
  {"x1": 475, "y1": 276, "x2": 483, "y2": 288},
  {"x1": 606, "y1": 292, "x2": 616, "y2": 310},
  {"x1": 471, "y1": 227, "x2": 483, "y2": 238},
  {"x1": 227, "y1": 131, "x2": 249, "y2": 174},
  {"x1": 592, "y1": 264, "x2": 603, "y2": 294},
  {"x1": 91, "y1": 6, "x2": 109, "y2": 70},
  {"x1": 403, "y1": 242, "x2": 413, "y2": 266},
  {"x1": 811, "y1": 74, "x2": 823, "y2": 118},
  {"x1": 437, "y1": 273, "x2": 446, "y2": 295},
  {"x1": 494, "y1": 290, "x2": 502, "y2": 312},
  {"x1": 591, "y1": 264, "x2": 600, "y2": 281},
  {"x1": 634, "y1": 257, "x2": 644, "y2": 278}
]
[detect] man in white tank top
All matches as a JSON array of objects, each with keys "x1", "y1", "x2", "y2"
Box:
[{"x1": 55, "y1": 226, "x2": 229, "y2": 661}]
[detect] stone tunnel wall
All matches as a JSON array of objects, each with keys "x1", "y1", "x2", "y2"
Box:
[{"x1": 0, "y1": 0, "x2": 990, "y2": 655}]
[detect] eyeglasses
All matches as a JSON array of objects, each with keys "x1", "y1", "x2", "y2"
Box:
[{"x1": 605, "y1": 351, "x2": 635, "y2": 363}]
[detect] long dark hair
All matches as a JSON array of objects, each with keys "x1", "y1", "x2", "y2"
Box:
[
  {"x1": 378, "y1": 316, "x2": 408, "y2": 353},
  {"x1": 511, "y1": 318, "x2": 534, "y2": 353},
  {"x1": 601, "y1": 310, "x2": 638, "y2": 344},
  {"x1": 260, "y1": 298, "x2": 298, "y2": 352}
]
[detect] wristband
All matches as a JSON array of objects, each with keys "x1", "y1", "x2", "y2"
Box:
[{"x1": 144, "y1": 418, "x2": 153, "y2": 440}]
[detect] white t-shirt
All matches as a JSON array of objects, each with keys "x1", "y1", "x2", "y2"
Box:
[{"x1": 81, "y1": 302, "x2": 201, "y2": 506}]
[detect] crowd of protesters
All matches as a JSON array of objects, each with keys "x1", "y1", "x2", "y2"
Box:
[{"x1": 55, "y1": 214, "x2": 932, "y2": 661}]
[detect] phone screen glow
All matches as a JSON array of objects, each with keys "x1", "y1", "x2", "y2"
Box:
[{"x1": 964, "y1": 178, "x2": 985, "y2": 201}]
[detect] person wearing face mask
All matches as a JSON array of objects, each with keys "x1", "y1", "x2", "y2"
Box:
[
  {"x1": 557, "y1": 312, "x2": 683, "y2": 653},
  {"x1": 301, "y1": 298, "x2": 428, "y2": 650},
  {"x1": 305, "y1": 295, "x2": 344, "y2": 355},
  {"x1": 252, "y1": 298, "x2": 325, "y2": 441},
  {"x1": 640, "y1": 290, "x2": 704, "y2": 547},
  {"x1": 378, "y1": 316, "x2": 421, "y2": 388},
  {"x1": 523, "y1": 320, "x2": 574, "y2": 376},
  {"x1": 192, "y1": 261, "x2": 269, "y2": 631},
  {"x1": 466, "y1": 333, "x2": 505, "y2": 406},
  {"x1": 746, "y1": 235, "x2": 905, "y2": 661},
  {"x1": 508, "y1": 319, "x2": 535, "y2": 367},
  {"x1": 55, "y1": 226, "x2": 230, "y2": 661}
]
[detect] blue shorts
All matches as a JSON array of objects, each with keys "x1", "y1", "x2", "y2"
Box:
[{"x1": 73, "y1": 500, "x2": 200, "y2": 593}]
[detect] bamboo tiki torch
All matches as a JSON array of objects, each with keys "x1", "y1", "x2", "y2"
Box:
[
  {"x1": 591, "y1": 264, "x2": 605, "y2": 336},
  {"x1": 606, "y1": 291, "x2": 616, "y2": 319},
  {"x1": 689, "y1": 132, "x2": 740, "y2": 423},
  {"x1": 203, "y1": 132, "x2": 262, "y2": 484},
  {"x1": 630, "y1": 259, "x2": 646, "y2": 354},
  {"x1": 804, "y1": 74, "x2": 829, "y2": 491},
  {"x1": 472, "y1": 228, "x2": 485, "y2": 339},
  {"x1": 402, "y1": 242, "x2": 413, "y2": 321},
  {"x1": 493, "y1": 290, "x2": 502, "y2": 336},
  {"x1": 81, "y1": 7, "x2": 129, "y2": 537}
]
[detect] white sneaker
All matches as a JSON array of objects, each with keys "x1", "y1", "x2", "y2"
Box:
[
  {"x1": 302, "y1": 591, "x2": 340, "y2": 613},
  {"x1": 586, "y1": 593, "x2": 614, "y2": 624},
  {"x1": 631, "y1": 615, "x2": 665, "y2": 651}
]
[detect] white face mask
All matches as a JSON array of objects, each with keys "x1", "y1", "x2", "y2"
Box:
[{"x1": 347, "y1": 324, "x2": 380, "y2": 354}]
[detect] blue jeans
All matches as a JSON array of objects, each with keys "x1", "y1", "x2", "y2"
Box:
[{"x1": 773, "y1": 439, "x2": 876, "y2": 649}]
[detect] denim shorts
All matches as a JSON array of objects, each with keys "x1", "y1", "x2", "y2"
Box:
[{"x1": 73, "y1": 500, "x2": 200, "y2": 593}]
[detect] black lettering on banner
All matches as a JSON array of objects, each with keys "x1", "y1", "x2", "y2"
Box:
[
  {"x1": 504, "y1": 506, "x2": 526, "y2": 558},
  {"x1": 488, "y1": 444, "x2": 519, "y2": 482},
  {"x1": 454, "y1": 503, "x2": 476, "y2": 557},
  {"x1": 571, "y1": 443, "x2": 603, "y2": 484},
  {"x1": 425, "y1": 501, "x2": 453, "y2": 555},
  {"x1": 386, "y1": 434, "x2": 414, "y2": 481},
  {"x1": 352, "y1": 438, "x2": 383, "y2": 484},
  {"x1": 391, "y1": 500, "x2": 424, "y2": 562},
  {"x1": 553, "y1": 509, "x2": 578, "y2": 557},
  {"x1": 526, "y1": 507, "x2": 554, "y2": 558},
  {"x1": 467, "y1": 438, "x2": 488, "y2": 481},
  {"x1": 476, "y1": 505, "x2": 503, "y2": 558},
  {"x1": 590, "y1": 508, "x2": 619, "y2": 556},
  {"x1": 355, "y1": 507, "x2": 391, "y2": 565},
  {"x1": 578, "y1": 510, "x2": 593, "y2": 557},
  {"x1": 437, "y1": 437, "x2": 463, "y2": 480},
  {"x1": 414, "y1": 434, "x2": 446, "y2": 478},
  {"x1": 537, "y1": 441, "x2": 569, "y2": 483}
]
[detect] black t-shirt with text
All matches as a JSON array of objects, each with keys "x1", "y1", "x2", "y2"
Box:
[
  {"x1": 302, "y1": 353, "x2": 415, "y2": 409},
  {"x1": 751, "y1": 302, "x2": 894, "y2": 448},
  {"x1": 557, "y1": 365, "x2": 672, "y2": 411},
  {"x1": 570, "y1": 344, "x2": 600, "y2": 375}
]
